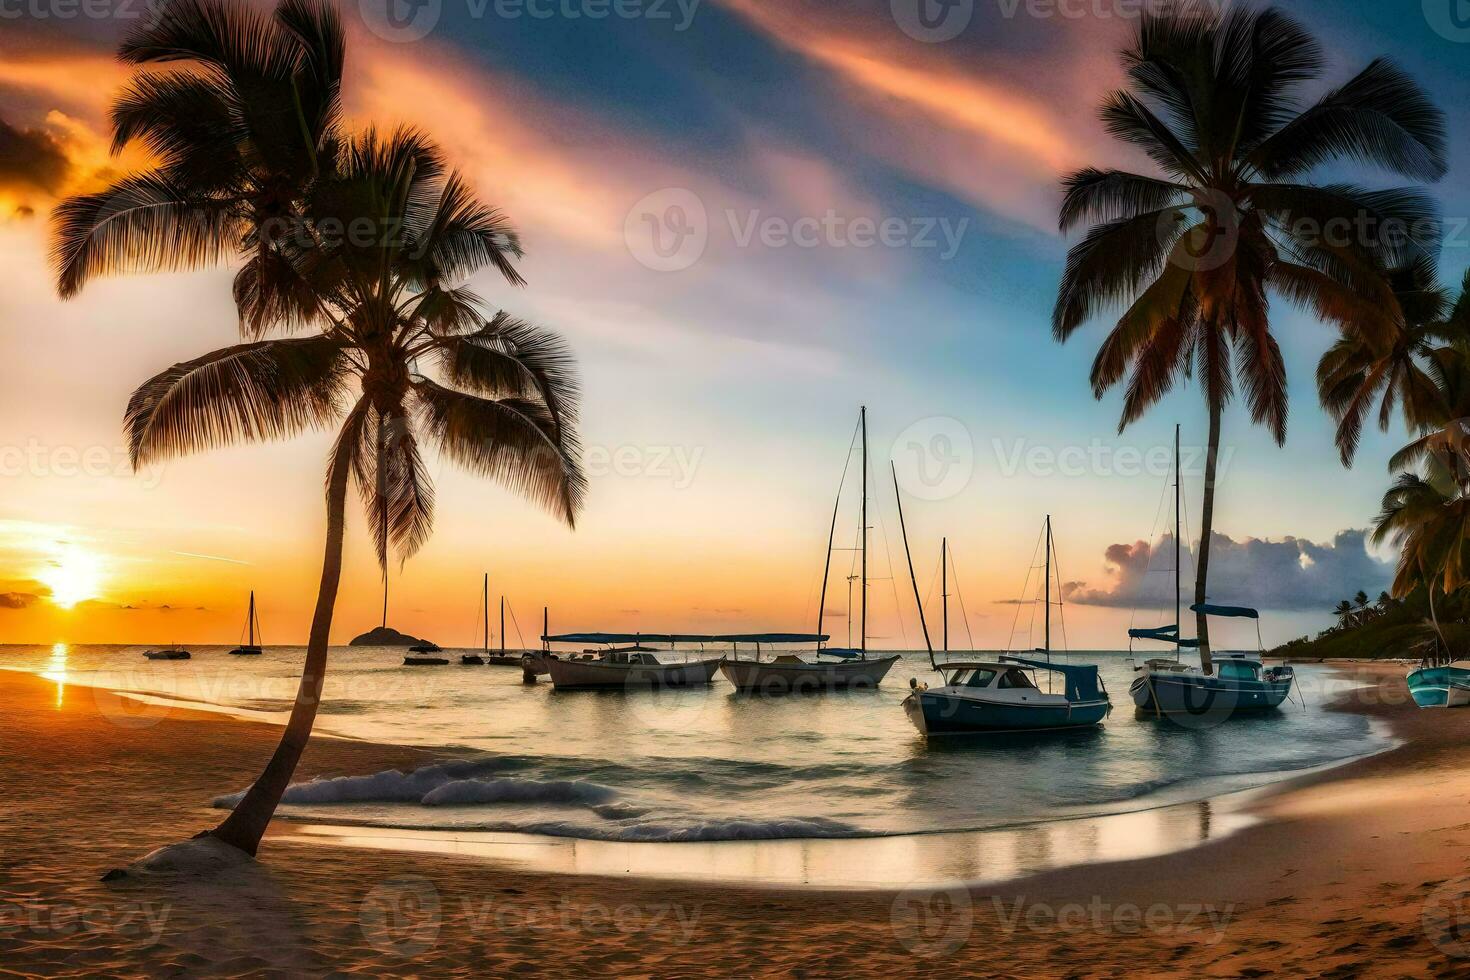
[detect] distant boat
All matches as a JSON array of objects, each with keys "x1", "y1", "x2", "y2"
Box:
[
  {"x1": 539, "y1": 630, "x2": 723, "y2": 690},
  {"x1": 228, "y1": 591, "x2": 264, "y2": 656},
  {"x1": 464, "y1": 578, "x2": 525, "y2": 667},
  {"x1": 1127, "y1": 426, "x2": 1295, "y2": 717},
  {"x1": 901, "y1": 516, "x2": 1111, "y2": 735},
  {"x1": 144, "y1": 646, "x2": 191, "y2": 661},
  {"x1": 404, "y1": 639, "x2": 446, "y2": 666},
  {"x1": 719, "y1": 407, "x2": 899, "y2": 693}
]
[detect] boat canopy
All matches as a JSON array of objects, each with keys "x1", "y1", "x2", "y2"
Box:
[
  {"x1": 1127, "y1": 625, "x2": 1201, "y2": 648},
  {"x1": 542, "y1": 632, "x2": 829, "y2": 645},
  {"x1": 1001, "y1": 656, "x2": 1104, "y2": 702},
  {"x1": 1190, "y1": 603, "x2": 1259, "y2": 620}
]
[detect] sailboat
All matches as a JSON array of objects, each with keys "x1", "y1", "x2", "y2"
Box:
[
  {"x1": 462, "y1": 574, "x2": 490, "y2": 665},
  {"x1": 719, "y1": 407, "x2": 901, "y2": 693},
  {"x1": 1128, "y1": 425, "x2": 1295, "y2": 716},
  {"x1": 228, "y1": 591, "x2": 264, "y2": 656},
  {"x1": 900, "y1": 512, "x2": 1111, "y2": 735}
]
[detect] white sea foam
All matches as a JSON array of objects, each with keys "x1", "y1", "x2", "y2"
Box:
[
  {"x1": 213, "y1": 760, "x2": 615, "y2": 810},
  {"x1": 422, "y1": 778, "x2": 617, "y2": 807}
]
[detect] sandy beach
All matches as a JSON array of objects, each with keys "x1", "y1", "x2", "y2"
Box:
[{"x1": 1, "y1": 665, "x2": 1467, "y2": 977}]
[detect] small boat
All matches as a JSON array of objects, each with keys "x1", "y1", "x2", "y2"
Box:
[
  {"x1": 1126, "y1": 427, "x2": 1295, "y2": 718},
  {"x1": 539, "y1": 632, "x2": 724, "y2": 690},
  {"x1": 228, "y1": 591, "x2": 264, "y2": 656},
  {"x1": 462, "y1": 577, "x2": 530, "y2": 666},
  {"x1": 408, "y1": 642, "x2": 442, "y2": 654},
  {"x1": 900, "y1": 516, "x2": 1110, "y2": 735},
  {"x1": 1406, "y1": 662, "x2": 1470, "y2": 708},
  {"x1": 404, "y1": 653, "x2": 449, "y2": 667},
  {"x1": 144, "y1": 646, "x2": 191, "y2": 661},
  {"x1": 1131, "y1": 649, "x2": 1295, "y2": 715},
  {"x1": 905, "y1": 657, "x2": 1111, "y2": 734}
]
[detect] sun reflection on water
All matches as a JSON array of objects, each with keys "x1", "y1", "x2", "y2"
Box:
[{"x1": 42, "y1": 642, "x2": 67, "y2": 708}]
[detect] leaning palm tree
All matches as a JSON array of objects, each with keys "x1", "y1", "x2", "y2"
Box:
[
  {"x1": 1054, "y1": 6, "x2": 1445, "y2": 672},
  {"x1": 1317, "y1": 259, "x2": 1466, "y2": 467},
  {"x1": 1332, "y1": 599, "x2": 1354, "y2": 629},
  {"x1": 1372, "y1": 466, "x2": 1470, "y2": 652},
  {"x1": 52, "y1": 0, "x2": 585, "y2": 860}
]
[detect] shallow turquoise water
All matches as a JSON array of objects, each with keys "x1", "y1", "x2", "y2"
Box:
[{"x1": 2, "y1": 644, "x2": 1389, "y2": 843}]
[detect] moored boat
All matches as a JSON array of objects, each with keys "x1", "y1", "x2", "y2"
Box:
[
  {"x1": 899, "y1": 515, "x2": 1111, "y2": 736},
  {"x1": 723, "y1": 407, "x2": 902, "y2": 694},
  {"x1": 540, "y1": 634, "x2": 724, "y2": 689},
  {"x1": 905, "y1": 657, "x2": 1110, "y2": 735},
  {"x1": 1406, "y1": 662, "x2": 1470, "y2": 708},
  {"x1": 1131, "y1": 650, "x2": 1295, "y2": 715},
  {"x1": 1126, "y1": 427, "x2": 1295, "y2": 718},
  {"x1": 228, "y1": 591, "x2": 264, "y2": 656},
  {"x1": 144, "y1": 646, "x2": 191, "y2": 661}
]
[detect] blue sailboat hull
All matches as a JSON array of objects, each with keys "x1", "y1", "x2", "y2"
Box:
[
  {"x1": 1406, "y1": 666, "x2": 1470, "y2": 708},
  {"x1": 906, "y1": 691, "x2": 1110, "y2": 734},
  {"x1": 1130, "y1": 672, "x2": 1292, "y2": 716}
]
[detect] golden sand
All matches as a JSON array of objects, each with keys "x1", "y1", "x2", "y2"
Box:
[{"x1": 1, "y1": 665, "x2": 1467, "y2": 977}]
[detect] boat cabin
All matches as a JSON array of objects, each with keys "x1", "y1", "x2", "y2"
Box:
[{"x1": 940, "y1": 662, "x2": 1040, "y2": 691}]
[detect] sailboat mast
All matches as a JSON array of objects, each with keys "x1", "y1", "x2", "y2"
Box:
[
  {"x1": 247, "y1": 591, "x2": 256, "y2": 647},
  {"x1": 1044, "y1": 516, "x2": 1052, "y2": 654},
  {"x1": 942, "y1": 538, "x2": 948, "y2": 653},
  {"x1": 860, "y1": 406, "x2": 868, "y2": 659},
  {"x1": 1174, "y1": 424, "x2": 1182, "y2": 660},
  {"x1": 891, "y1": 461, "x2": 934, "y2": 666},
  {"x1": 483, "y1": 573, "x2": 489, "y2": 653},
  {"x1": 500, "y1": 597, "x2": 506, "y2": 654}
]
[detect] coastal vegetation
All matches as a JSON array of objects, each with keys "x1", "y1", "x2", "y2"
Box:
[
  {"x1": 1054, "y1": 6, "x2": 1447, "y2": 671},
  {"x1": 50, "y1": 0, "x2": 585, "y2": 858}
]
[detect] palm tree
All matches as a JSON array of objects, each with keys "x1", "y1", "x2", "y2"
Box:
[
  {"x1": 52, "y1": 0, "x2": 586, "y2": 859},
  {"x1": 1372, "y1": 467, "x2": 1469, "y2": 654},
  {"x1": 1332, "y1": 599, "x2": 1355, "y2": 629},
  {"x1": 1053, "y1": 7, "x2": 1445, "y2": 673},
  {"x1": 1353, "y1": 589, "x2": 1371, "y2": 620},
  {"x1": 1317, "y1": 260, "x2": 1467, "y2": 467}
]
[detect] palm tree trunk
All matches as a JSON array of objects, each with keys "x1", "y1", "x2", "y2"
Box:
[
  {"x1": 1195, "y1": 397, "x2": 1222, "y2": 676},
  {"x1": 209, "y1": 438, "x2": 353, "y2": 856}
]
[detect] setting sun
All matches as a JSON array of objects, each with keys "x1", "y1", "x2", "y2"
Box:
[{"x1": 37, "y1": 544, "x2": 103, "y2": 609}]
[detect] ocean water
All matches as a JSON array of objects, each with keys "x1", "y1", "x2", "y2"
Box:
[{"x1": 3, "y1": 644, "x2": 1389, "y2": 844}]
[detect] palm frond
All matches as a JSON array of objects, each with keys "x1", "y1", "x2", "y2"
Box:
[
  {"x1": 414, "y1": 379, "x2": 585, "y2": 527},
  {"x1": 350, "y1": 407, "x2": 434, "y2": 568},
  {"x1": 1053, "y1": 206, "x2": 1186, "y2": 341},
  {"x1": 52, "y1": 174, "x2": 244, "y2": 298},
  {"x1": 125, "y1": 336, "x2": 349, "y2": 466},
  {"x1": 432, "y1": 312, "x2": 581, "y2": 438},
  {"x1": 1248, "y1": 58, "x2": 1447, "y2": 182},
  {"x1": 1058, "y1": 168, "x2": 1187, "y2": 233}
]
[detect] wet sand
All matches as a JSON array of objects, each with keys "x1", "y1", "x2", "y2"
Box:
[{"x1": 1, "y1": 665, "x2": 1467, "y2": 977}]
